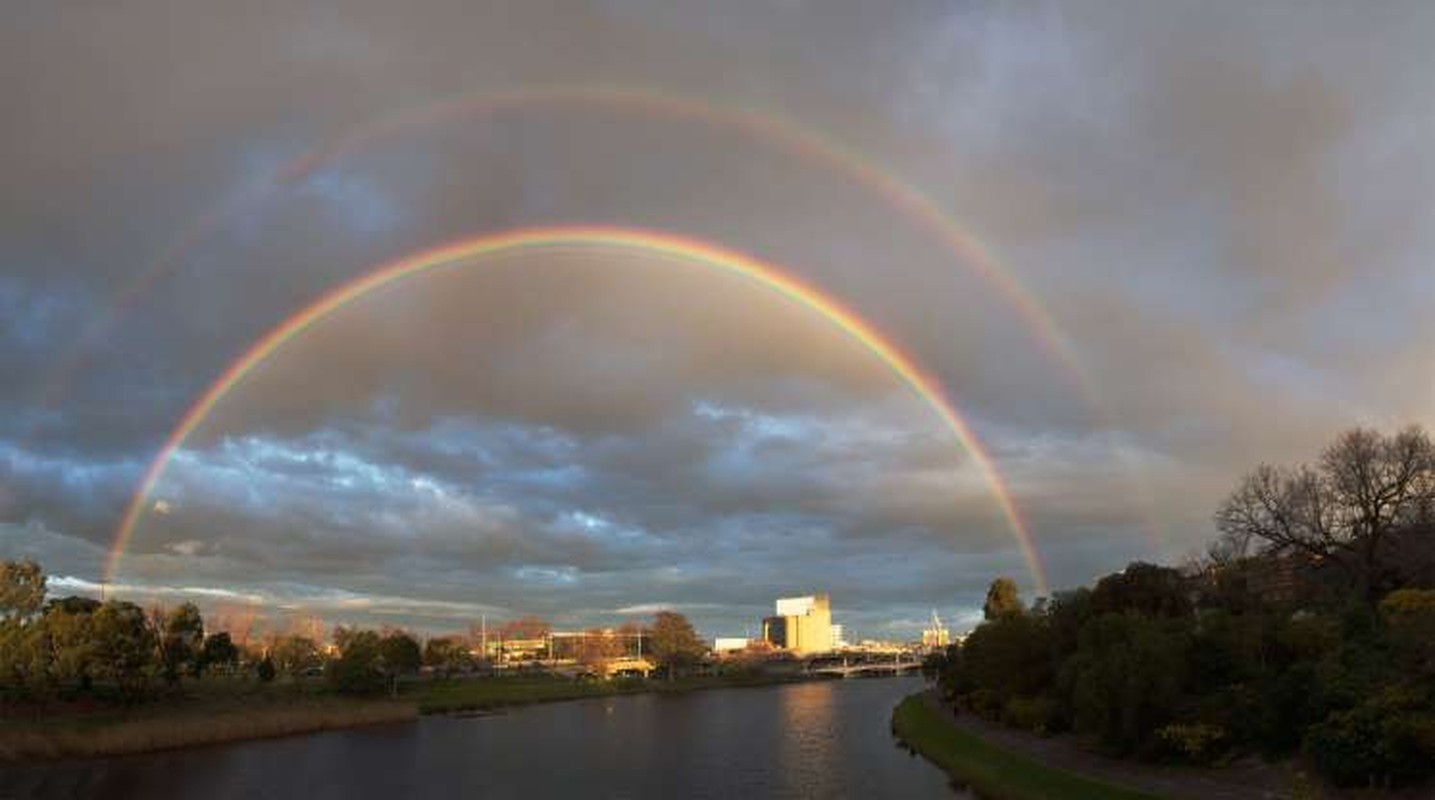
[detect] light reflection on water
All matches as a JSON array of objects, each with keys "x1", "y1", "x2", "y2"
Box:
[
  {"x1": 779, "y1": 681, "x2": 839, "y2": 798},
  {"x1": 5, "y1": 676, "x2": 966, "y2": 799}
]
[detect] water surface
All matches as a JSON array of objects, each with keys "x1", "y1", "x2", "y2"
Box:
[{"x1": 7, "y1": 676, "x2": 963, "y2": 799}]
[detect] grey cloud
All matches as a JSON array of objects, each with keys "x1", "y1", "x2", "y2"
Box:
[{"x1": 4, "y1": 1, "x2": 1435, "y2": 635}]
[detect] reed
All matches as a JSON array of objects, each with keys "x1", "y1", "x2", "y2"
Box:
[{"x1": 0, "y1": 700, "x2": 416, "y2": 762}]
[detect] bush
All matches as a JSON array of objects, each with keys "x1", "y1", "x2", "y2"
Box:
[
  {"x1": 1304, "y1": 692, "x2": 1433, "y2": 788},
  {"x1": 1002, "y1": 695, "x2": 1054, "y2": 734},
  {"x1": 1156, "y1": 722, "x2": 1226, "y2": 764}
]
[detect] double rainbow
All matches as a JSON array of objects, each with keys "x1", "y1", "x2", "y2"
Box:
[
  {"x1": 106, "y1": 226, "x2": 1048, "y2": 595},
  {"x1": 46, "y1": 85, "x2": 1091, "y2": 412}
]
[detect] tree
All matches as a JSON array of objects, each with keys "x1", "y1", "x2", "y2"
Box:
[
  {"x1": 1216, "y1": 426, "x2": 1435, "y2": 596},
  {"x1": 43, "y1": 602, "x2": 100, "y2": 692},
  {"x1": 983, "y1": 577, "x2": 1025, "y2": 620},
  {"x1": 959, "y1": 613, "x2": 1054, "y2": 722},
  {"x1": 199, "y1": 632, "x2": 239, "y2": 675},
  {"x1": 1380, "y1": 589, "x2": 1435, "y2": 678},
  {"x1": 377, "y1": 631, "x2": 422, "y2": 697},
  {"x1": 45, "y1": 595, "x2": 100, "y2": 616},
  {"x1": 156, "y1": 602, "x2": 205, "y2": 683},
  {"x1": 0, "y1": 561, "x2": 49, "y2": 696},
  {"x1": 422, "y1": 636, "x2": 473, "y2": 678},
  {"x1": 499, "y1": 616, "x2": 551, "y2": 641},
  {"x1": 0, "y1": 559, "x2": 46, "y2": 622},
  {"x1": 649, "y1": 611, "x2": 705, "y2": 680},
  {"x1": 1066, "y1": 612, "x2": 1189, "y2": 755},
  {"x1": 1090, "y1": 562, "x2": 1192, "y2": 618},
  {"x1": 256, "y1": 655, "x2": 276, "y2": 683},
  {"x1": 577, "y1": 628, "x2": 625, "y2": 674},
  {"x1": 329, "y1": 628, "x2": 385, "y2": 694},
  {"x1": 90, "y1": 601, "x2": 156, "y2": 700},
  {"x1": 270, "y1": 634, "x2": 322, "y2": 676}
]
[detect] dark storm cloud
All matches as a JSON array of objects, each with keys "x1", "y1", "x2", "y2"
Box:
[{"x1": 3, "y1": 1, "x2": 1434, "y2": 637}]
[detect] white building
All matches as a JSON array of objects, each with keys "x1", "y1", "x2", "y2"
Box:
[{"x1": 714, "y1": 637, "x2": 750, "y2": 653}]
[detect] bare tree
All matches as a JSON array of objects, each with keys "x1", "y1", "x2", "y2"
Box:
[{"x1": 1215, "y1": 425, "x2": 1435, "y2": 595}]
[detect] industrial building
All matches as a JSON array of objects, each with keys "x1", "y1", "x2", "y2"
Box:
[{"x1": 761, "y1": 594, "x2": 833, "y2": 655}]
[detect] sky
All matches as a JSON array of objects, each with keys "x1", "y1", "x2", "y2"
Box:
[{"x1": 3, "y1": 1, "x2": 1434, "y2": 641}]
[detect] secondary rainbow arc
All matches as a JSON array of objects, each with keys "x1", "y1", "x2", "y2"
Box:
[
  {"x1": 46, "y1": 84, "x2": 1092, "y2": 416},
  {"x1": 106, "y1": 226, "x2": 1050, "y2": 596}
]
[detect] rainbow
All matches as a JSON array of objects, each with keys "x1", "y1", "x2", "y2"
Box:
[
  {"x1": 106, "y1": 226, "x2": 1049, "y2": 595},
  {"x1": 44, "y1": 85, "x2": 1093, "y2": 413}
]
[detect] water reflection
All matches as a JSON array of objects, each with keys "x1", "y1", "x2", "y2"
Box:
[
  {"x1": 5, "y1": 677, "x2": 963, "y2": 799},
  {"x1": 779, "y1": 682, "x2": 839, "y2": 798}
]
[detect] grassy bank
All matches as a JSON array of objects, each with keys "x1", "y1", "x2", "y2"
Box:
[
  {"x1": 0, "y1": 693, "x2": 415, "y2": 762},
  {"x1": 891, "y1": 694, "x2": 1165, "y2": 800}
]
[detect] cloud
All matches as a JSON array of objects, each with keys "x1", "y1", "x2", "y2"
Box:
[{"x1": 3, "y1": 1, "x2": 1434, "y2": 636}]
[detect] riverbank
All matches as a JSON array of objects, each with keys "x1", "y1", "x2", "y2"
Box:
[
  {"x1": 891, "y1": 693, "x2": 1166, "y2": 800},
  {"x1": 894, "y1": 691, "x2": 1435, "y2": 800},
  {"x1": 0, "y1": 693, "x2": 415, "y2": 763},
  {"x1": 0, "y1": 672, "x2": 826, "y2": 763}
]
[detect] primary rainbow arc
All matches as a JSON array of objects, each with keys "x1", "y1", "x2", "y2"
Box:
[{"x1": 107, "y1": 226, "x2": 1049, "y2": 596}]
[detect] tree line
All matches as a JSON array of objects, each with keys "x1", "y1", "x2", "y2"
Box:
[
  {"x1": 1, "y1": 561, "x2": 708, "y2": 703},
  {"x1": 927, "y1": 425, "x2": 1435, "y2": 790}
]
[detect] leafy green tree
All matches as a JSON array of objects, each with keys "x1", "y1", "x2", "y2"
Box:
[
  {"x1": 151, "y1": 603, "x2": 204, "y2": 684},
  {"x1": 43, "y1": 602, "x2": 100, "y2": 692},
  {"x1": 1090, "y1": 562, "x2": 1192, "y2": 618},
  {"x1": 1064, "y1": 612, "x2": 1189, "y2": 755},
  {"x1": 90, "y1": 601, "x2": 156, "y2": 701},
  {"x1": 0, "y1": 616, "x2": 46, "y2": 697},
  {"x1": 959, "y1": 612, "x2": 1053, "y2": 723},
  {"x1": 982, "y1": 577, "x2": 1025, "y2": 620},
  {"x1": 1381, "y1": 589, "x2": 1435, "y2": 678},
  {"x1": 256, "y1": 655, "x2": 277, "y2": 683},
  {"x1": 378, "y1": 631, "x2": 422, "y2": 696},
  {"x1": 1044, "y1": 588, "x2": 1094, "y2": 668},
  {"x1": 650, "y1": 611, "x2": 704, "y2": 680},
  {"x1": 45, "y1": 595, "x2": 100, "y2": 616},
  {"x1": 0, "y1": 559, "x2": 46, "y2": 622},
  {"x1": 328, "y1": 628, "x2": 385, "y2": 695},
  {"x1": 423, "y1": 636, "x2": 473, "y2": 678},
  {"x1": 0, "y1": 559, "x2": 48, "y2": 696}
]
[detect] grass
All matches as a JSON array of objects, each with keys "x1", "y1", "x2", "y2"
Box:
[{"x1": 891, "y1": 694, "x2": 1167, "y2": 800}]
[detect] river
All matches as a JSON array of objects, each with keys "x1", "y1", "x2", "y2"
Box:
[{"x1": 6, "y1": 676, "x2": 964, "y2": 799}]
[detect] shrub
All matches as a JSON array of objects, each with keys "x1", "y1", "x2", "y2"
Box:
[
  {"x1": 1002, "y1": 695, "x2": 1054, "y2": 735},
  {"x1": 1156, "y1": 722, "x2": 1226, "y2": 764},
  {"x1": 1304, "y1": 692, "x2": 1433, "y2": 788}
]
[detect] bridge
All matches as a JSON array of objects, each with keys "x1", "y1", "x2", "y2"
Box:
[{"x1": 806, "y1": 654, "x2": 922, "y2": 679}]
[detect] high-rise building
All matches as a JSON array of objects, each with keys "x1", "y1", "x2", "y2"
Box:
[
  {"x1": 829, "y1": 623, "x2": 847, "y2": 649},
  {"x1": 763, "y1": 594, "x2": 833, "y2": 655},
  {"x1": 922, "y1": 610, "x2": 950, "y2": 649}
]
